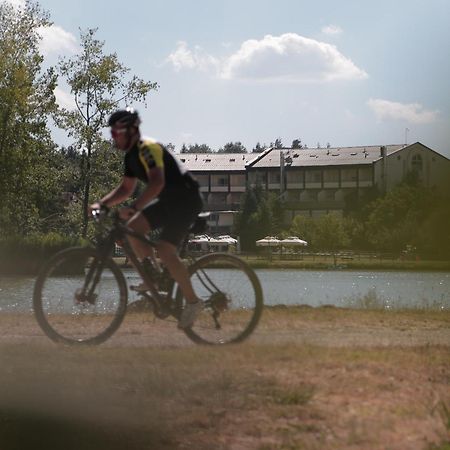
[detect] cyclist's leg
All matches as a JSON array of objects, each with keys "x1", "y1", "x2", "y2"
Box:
[
  {"x1": 156, "y1": 240, "x2": 200, "y2": 304},
  {"x1": 125, "y1": 213, "x2": 154, "y2": 259}
]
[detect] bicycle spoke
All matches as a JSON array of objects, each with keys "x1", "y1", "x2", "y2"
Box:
[{"x1": 177, "y1": 254, "x2": 263, "y2": 345}]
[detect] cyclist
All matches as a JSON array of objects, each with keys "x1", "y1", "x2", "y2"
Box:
[{"x1": 89, "y1": 108, "x2": 203, "y2": 329}]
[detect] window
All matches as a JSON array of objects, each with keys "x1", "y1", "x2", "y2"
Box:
[
  {"x1": 269, "y1": 172, "x2": 280, "y2": 183},
  {"x1": 323, "y1": 169, "x2": 339, "y2": 183},
  {"x1": 411, "y1": 154, "x2": 423, "y2": 172},
  {"x1": 341, "y1": 168, "x2": 357, "y2": 182},
  {"x1": 287, "y1": 171, "x2": 304, "y2": 183},
  {"x1": 305, "y1": 171, "x2": 321, "y2": 183}
]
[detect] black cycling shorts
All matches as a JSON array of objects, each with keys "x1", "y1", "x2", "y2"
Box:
[{"x1": 142, "y1": 189, "x2": 203, "y2": 247}]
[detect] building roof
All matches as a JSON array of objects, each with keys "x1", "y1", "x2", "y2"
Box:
[
  {"x1": 178, "y1": 144, "x2": 430, "y2": 172},
  {"x1": 179, "y1": 153, "x2": 251, "y2": 172},
  {"x1": 247, "y1": 145, "x2": 406, "y2": 169}
]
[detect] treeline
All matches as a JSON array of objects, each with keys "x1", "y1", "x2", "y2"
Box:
[
  {"x1": 177, "y1": 138, "x2": 323, "y2": 154},
  {"x1": 0, "y1": 2, "x2": 155, "y2": 243},
  {"x1": 235, "y1": 181, "x2": 450, "y2": 259},
  {"x1": 1, "y1": 2, "x2": 449, "y2": 263}
]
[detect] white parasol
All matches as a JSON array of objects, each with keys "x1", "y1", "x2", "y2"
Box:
[{"x1": 280, "y1": 236, "x2": 308, "y2": 247}]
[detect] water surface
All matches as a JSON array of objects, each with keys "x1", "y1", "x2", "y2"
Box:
[{"x1": 0, "y1": 269, "x2": 448, "y2": 312}]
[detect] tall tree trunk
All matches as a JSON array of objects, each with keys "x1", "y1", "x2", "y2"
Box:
[{"x1": 81, "y1": 140, "x2": 92, "y2": 238}]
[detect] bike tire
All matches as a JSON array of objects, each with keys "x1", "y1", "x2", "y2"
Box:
[
  {"x1": 176, "y1": 253, "x2": 263, "y2": 345},
  {"x1": 33, "y1": 247, "x2": 128, "y2": 345}
]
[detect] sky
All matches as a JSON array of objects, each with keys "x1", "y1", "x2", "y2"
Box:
[{"x1": 4, "y1": 0, "x2": 450, "y2": 157}]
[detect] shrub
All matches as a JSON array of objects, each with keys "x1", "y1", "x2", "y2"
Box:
[{"x1": 0, "y1": 233, "x2": 83, "y2": 275}]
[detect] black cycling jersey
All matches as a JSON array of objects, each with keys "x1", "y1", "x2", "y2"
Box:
[{"x1": 124, "y1": 138, "x2": 198, "y2": 199}]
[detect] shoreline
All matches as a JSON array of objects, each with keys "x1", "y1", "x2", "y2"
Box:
[{"x1": 1, "y1": 257, "x2": 450, "y2": 276}]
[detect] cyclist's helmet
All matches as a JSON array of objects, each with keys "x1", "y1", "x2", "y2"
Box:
[{"x1": 108, "y1": 107, "x2": 141, "y2": 128}]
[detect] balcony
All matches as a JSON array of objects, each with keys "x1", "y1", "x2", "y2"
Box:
[
  {"x1": 230, "y1": 185, "x2": 246, "y2": 192},
  {"x1": 323, "y1": 181, "x2": 339, "y2": 188},
  {"x1": 304, "y1": 182, "x2": 322, "y2": 189},
  {"x1": 287, "y1": 182, "x2": 303, "y2": 189},
  {"x1": 210, "y1": 185, "x2": 229, "y2": 192}
]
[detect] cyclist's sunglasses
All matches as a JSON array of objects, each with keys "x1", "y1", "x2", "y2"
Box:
[{"x1": 111, "y1": 127, "x2": 127, "y2": 138}]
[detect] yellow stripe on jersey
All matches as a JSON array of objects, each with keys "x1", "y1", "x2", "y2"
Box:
[{"x1": 138, "y1": 140, "x2": 164, "y2": 173}]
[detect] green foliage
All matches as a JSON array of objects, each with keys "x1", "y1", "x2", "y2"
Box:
[
  {"x1": 290, "y1": 213, "x2": 350, "y2": 251},
  {"x1": 55, "y1": 28, "x2": 157, "y2": 236},
  {"x1": 252, "y1": 142, "x2": 266, "y2": 153},
  {"x1": 234, "y1": 184, "x2": 284, "y2": 250},
  {"x1": 291, "y1": 139, "x2": 303, "y2": 149},
  {"x1": 180, "y1": 143, "x2": 213, "y2": 153},
  {"x1": 0, "y1": 232, "x2": 83, "y2": 274},
  {"x1": 0, "y1": 1, "x2": 61, "y2": 236},
  {"x1": 217, "y1": 142, "x2": 247, "y2": 153},
  {"x1": 364, "y1": 184, "x2": 440, "y2": 253},
  {"x1": 285, "y1": 183, "x2": 450, "y2": 257},
  {"x1": 413, "y1": 194, "x2": 450, "y2": 259}
]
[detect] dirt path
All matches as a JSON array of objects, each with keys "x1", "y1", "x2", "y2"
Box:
[
  {"x1": 0, "y1": 308, "x2": 449, "y2": 450},
  {"x1": 1, "y1": 307, "x2": 448, "y2": 348}
]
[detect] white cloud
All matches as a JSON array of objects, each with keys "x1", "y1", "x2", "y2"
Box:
[
  {"x1": 367, "y1": 98, "x2": 439, "y2": 124},
  {"x1": 166, "y1": 41, "x2": 219, "y2": 72},
  {"x1": 166, "y1": 33, "x2": 367, "y2": 83},
  {"x1": 37, "y1": 25, "x2": 78, "y2": 56},
  {"x1": 321, "y1": 25, "x2": 343, "y2": 35},
  {"x1": 54, "y1": 86, "x2": 76, "y2": 110},
  {"x1": 221, "y1": 33, "x2": 367, "y2": 82}
]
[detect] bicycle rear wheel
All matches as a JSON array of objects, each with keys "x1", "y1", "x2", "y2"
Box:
[
  {"x1": 33, "y1": 247, "x2": 128, "y2": 345},
  {"x1": 176, "y1": 253, "x2": 263, "y2": 344}
]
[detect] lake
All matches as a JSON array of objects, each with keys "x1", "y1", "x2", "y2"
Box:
[{"x1": 1, "y1": 269, "x2": 448, "y2": 312}]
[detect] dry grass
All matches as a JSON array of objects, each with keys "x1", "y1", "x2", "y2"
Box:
[{"x1": 0, "y1": 308, "x2": 449, "y2": 449}]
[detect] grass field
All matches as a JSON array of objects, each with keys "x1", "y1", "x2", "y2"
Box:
[{"x1": 0, "y1": 307, "x2": 449, "y2": 449}]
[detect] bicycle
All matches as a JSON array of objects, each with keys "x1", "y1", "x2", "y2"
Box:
[{"x1": 33, "y1": 207, "x2": 264, "y2": 345}]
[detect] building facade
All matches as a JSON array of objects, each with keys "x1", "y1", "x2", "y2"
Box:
[{"x1": 182, "y1": 143, "x2": 450, "y2": 233}]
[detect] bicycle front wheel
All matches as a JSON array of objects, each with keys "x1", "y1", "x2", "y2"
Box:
[
  {"x1": 176, "y1": 253, "x2": 263, "y2": 344},
  {"x1": 33, "y1": 247, "x2": 128, "y2": 345}
]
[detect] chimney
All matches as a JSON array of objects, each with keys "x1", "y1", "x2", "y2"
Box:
[{"x1": 380, "y1": 146, "x2": 387, "y2": 157}]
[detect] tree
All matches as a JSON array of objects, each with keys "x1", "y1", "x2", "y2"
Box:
[
  {"x1": 270, "y1": 138, "x2": 283, "y2": 149},
  {"x1": 291, "y1": 139, "x2": 302, "y2": 149},
  {"x1": 364, "y1": 184, "x2": 432, "y2": 252},
  {"x1": 217, "y1": 141, "x2": 247, "y2": 153},
  {"x1": 56, "y1": 28, "x2": 157, "y2": 236},
  {"x1": 180, "y1": 143, "x2": 212, "y2": 153},
  {"x1": 252, "y1": 142, "x2": 265, "y2": 153},
  {"x1": 165, "y1": 142, "x2": 176, "y2": 153},
  {"x1": 290, "y1": 213, "x2": 350, "y2": 252},
  {"x1": 417, "y1": 195, "x2": 450, "y2": 259},
  {"x1": 234, "y1": 184, "x2": 284, "y2": 251},
  {"x1": 0, "y1": 1, "x2": 61, "y2": 236}
]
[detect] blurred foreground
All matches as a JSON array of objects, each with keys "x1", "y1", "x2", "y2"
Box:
[{"x1": 0, "y1": 308, "x2": 448, "y2": 449}]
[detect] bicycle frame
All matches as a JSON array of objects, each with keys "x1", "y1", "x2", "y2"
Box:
[{"x1": 91, "y1": 209, "x2": 224, "y2": 316}]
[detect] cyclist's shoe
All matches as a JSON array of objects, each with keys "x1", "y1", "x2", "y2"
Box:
[
  {"x1": 178, "y1": 301, "x2": 203, "y2": 329},
  {"x1": 130, "y1": 283, "x2": 150, "y2": 293}
]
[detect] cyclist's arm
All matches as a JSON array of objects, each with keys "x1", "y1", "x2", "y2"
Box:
[{"x1": 100, "y1": 176, "x2": 137, "y2": 208}]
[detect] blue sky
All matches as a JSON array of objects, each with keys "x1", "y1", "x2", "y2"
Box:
[{"x1": 5, "y1": 0, "x2": 450, "y2": 157}]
